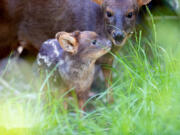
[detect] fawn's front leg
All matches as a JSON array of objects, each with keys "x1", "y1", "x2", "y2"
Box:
[{"x1": 76, "y1": 91, "x2": 89, "y2": 112}]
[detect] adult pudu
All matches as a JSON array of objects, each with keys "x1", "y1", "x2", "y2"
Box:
[
  {"x1": 37, "y1": 31, "x2": 111, "y2": 111},
  {"x1": 1, "y1": 0, "x2": 151, "y2": 101}
]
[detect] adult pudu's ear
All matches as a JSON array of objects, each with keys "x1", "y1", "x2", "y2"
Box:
[
  {"x1": 91, "y1": 0, "x2": 104, "y2": 6},
  {"x1": 137, "y1": 0, "x2": 151, "y2": 7},
  {"x1": 56, "y1": 31, "x2": 80, "y2": 54}
]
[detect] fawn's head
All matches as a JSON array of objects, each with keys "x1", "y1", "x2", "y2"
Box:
[
  {"x1": 92, "y1": 0, "x2": 151, "y2": 46},
  {"x1": 56, "y1": 31, "x2": 112, "y2": 60}
]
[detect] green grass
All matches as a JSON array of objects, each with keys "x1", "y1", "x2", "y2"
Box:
[{"x1": 0, "y1": 14, "x2": 180, "y2": 135}]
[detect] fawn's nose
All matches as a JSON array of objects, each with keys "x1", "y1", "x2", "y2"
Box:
[{"x1": 112, "y1": 31, "x2": 125, "y2": 43}]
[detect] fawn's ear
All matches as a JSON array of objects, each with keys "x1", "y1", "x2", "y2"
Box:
[
  {"x1": 92, "y1": 0, "x2": 104, "y2": 5},
  {"x1": 137, "y1": 0, "x2": 151, "y2": 7},
  {"x1": 56, "y1": 32, "x2": 79, "y2": 54}
]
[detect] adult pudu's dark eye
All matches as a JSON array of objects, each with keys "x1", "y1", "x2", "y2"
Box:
[
  {"x1": 106, "y1": 11, "x2": 113, "y2": 18},
  {"x1": 126, "y1": 12, "x2": 134, "y2": 19}
]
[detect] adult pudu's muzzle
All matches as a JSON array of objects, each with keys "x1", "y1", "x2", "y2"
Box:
[
  {"x1": 110, "y1": 29, "x2": 127, "y2": 46},
  {"x1": 112, "y1": 30, "x2": 126, "y2": 45}
]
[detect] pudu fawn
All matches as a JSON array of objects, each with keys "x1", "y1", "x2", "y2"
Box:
[{"x1": 37, "y1": 31, "x2": 111, "y2": 111}]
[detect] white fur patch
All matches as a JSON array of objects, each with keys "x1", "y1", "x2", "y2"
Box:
[
  {"x1": 44, "y1": 39, "x2": 60, "y2": 57},
  {"x1": 37, "y1": 54, "x2": 52, "y2": 67},
  {"x1": 51, "y1": 40, "x2": 60, "y2": 56}
]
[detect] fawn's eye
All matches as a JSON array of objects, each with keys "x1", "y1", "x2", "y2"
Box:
[
  {"x1": 106, "y1": 11, "x2": 113, "y2": 18},
  {"x1": 92, "y1": 40, "x2": 97, "y2": 45},
  {"x1": 126, "y1": 12, "x2": 134, "y2": 19}
]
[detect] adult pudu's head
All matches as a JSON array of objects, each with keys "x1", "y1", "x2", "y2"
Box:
[
  {"x1": 56, "y1": 31, "x2": 111, "y2": 60},
  {"x1": 92, "y1": 0, "x2": 152, "y2": 46}
]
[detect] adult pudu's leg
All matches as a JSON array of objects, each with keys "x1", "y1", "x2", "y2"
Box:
[
  {"x1": 97, "y1": 54, "x2": 114, "y2": 103},
  {"x1": 102, "y1": 66, "x2": 114, "y2": 103},
  {"x1": 90, "y1": 65, "x2": 106, "y2": 97}
]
